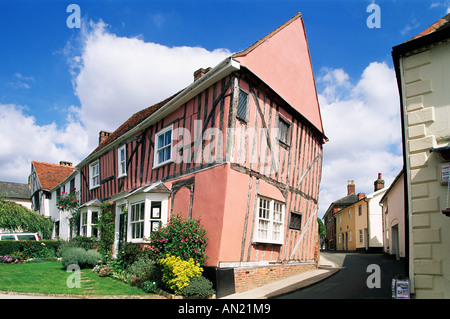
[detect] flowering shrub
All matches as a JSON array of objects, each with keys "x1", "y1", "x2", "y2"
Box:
[
  {"x1": 159, "y1": 254, "x2": 202, "y2": 294},
  {"x1": 0, "y1": 255, "x2": 19, "y2": 263},
  {"x1": 148, "y1": 214, "x2": 208, "y2": 265},
  {"x1": 56, "y1": 190, "x2": 79, "y2": 212}
]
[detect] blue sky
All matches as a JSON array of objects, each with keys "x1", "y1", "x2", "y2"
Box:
[{"x1": 1, "y1": 0, "x2": 449, "y2": 217}]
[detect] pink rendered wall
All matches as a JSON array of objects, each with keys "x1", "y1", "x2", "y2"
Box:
[{"x1": 234, "y1": 15, "x2": 324, "y2": 135}]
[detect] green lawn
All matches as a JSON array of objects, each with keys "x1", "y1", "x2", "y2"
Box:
[{"x1": 0, "y1": 261, "x2": 149, "y2": 296}]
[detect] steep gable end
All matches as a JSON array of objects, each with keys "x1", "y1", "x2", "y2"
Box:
[{"x1": 232, "y1": 13, "x2": 324, "y2": 135}]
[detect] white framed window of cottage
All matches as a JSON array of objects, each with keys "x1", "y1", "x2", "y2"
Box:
[
  {"x1": 130, "y1": 201, "x2": 145, "y2": 240},
  {"x1": 89, "y1": 161, "x2": 100, "y2": 189},
  {"x1": 154, "y1": 125, "x2": 173, "y2": 168},
  {"x1": 255, "y1": 197, "x2": 285, "y2": 245},
  {"x1": 118, "y1": 145, "x2": 127, "y2": 178}
]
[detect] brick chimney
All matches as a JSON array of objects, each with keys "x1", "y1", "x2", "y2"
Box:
[
  {"x1": 374, "y1": 173, "x2": 385, "y2": 191},
  {"x1": 193, "y1": 67, "x2": 211, "y2": 82},
  {"x1": 59, "y1": 161, "x2": 72, "y2": 167},
  {"x1": 347, "y1": 180, "x2": 355, "y2": 195},
  {"x1": 99, "y1": 131, "x2": 112, "y2": 145}
]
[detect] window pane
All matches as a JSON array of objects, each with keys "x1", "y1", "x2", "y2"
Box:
[
  {"x1": 237, "y1": 90, "x2": 248, "y2": 120},
  {"x1": 164, "y1": 130, "x2": 171, "y2": 146}
]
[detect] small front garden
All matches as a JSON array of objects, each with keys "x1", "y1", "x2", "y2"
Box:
[{"x1": 0, "y1": 214, "x2": 215, "y2": 299}]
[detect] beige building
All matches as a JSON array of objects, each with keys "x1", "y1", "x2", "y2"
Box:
[
  {"x1": 335, "y1": 174, "x2": 386, "y2": 253},
  {"x1": 380, "y1": 170, "x2": 406, "y2": 261},
  {"x1": 392, "y1": 13, "x2": 450, "y2": 298}
]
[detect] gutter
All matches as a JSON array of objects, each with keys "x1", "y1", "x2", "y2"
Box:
[{"x1": 77, "y1": 57, "x2": 240, "y2": 169}]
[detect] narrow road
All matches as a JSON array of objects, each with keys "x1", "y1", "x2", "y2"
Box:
[{"x1": 273, "y1": 251, "x2": 407, "y2": 299}]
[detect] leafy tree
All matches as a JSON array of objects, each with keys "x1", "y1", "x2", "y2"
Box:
[
  {"x1": 0, "y1": 198, "x2": 53, "y2": 238},
  {"x1": 317, "y1": 217, "x2": 326, "y2": 238}
]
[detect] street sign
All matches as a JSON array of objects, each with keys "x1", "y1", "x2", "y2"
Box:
[{"x1": 440, "y1": 163, "x2": 450, "y2": 184}]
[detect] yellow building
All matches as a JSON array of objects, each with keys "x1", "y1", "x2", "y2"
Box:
[
  {"x1": 336, "y1": 174, "x2": 386, "y2": 253},
  {"x1": 393, "y1": 13, "x2": 450, "y2": 298}
]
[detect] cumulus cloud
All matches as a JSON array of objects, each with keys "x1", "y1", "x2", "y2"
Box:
[
  {"x1": 0, "y1": 104, "x2": 89, "y2": 183},
  {"x1": 1, "y1": 19, "x2": 232, "y2": 183},
  {"x1": 68, "y1": 20, "x2": 231, "y2": 151},
  {"x1": 317, "y1": 62, "x2": 403, "y2": 218}
]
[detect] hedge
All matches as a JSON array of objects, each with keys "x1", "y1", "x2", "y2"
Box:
[{"x1": 0, "y1": 240, "x2": 60, "y2": 258}]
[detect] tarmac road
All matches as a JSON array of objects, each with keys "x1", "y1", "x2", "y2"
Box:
[{"x1": 272, "y1": 251, "x2": 407, "y2": 299}]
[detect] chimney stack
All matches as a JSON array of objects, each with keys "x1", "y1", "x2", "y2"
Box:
[
  {"x1": 358, "y1": 193, "x2": 366, "y2": 201},
  {"x1": 193, "y1": 67, "x2": 211, "y2": 82},
  {"x1": 374, "y1": 173, "x2": 385, "y2": 191},
  {"x1": 99, "y1": 131, "x2": 112, "y2": 145},
  {"x1": 347, "y1": 180, "x2": 355, "y2": 195},
  {"x1": 59, "y1": 161, "x2": 72, "y2": 167}
]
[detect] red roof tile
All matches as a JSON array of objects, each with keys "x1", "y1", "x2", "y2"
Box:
[
  {"x1": 407, "y1": 13, "x2": 450, "y2": 42},
  {"x1": 32, "y1": 161, "x2": 75, "y2": 191},
  {"x1": 89, "y1": 91, "x2": 181, "y2": 157}
]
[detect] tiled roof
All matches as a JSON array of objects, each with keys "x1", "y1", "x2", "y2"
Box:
[
  {"x1": 407, "y1": 13, "x2": 450, "y2": 42},
  {"x1": 89, "y1": 91, "x2": 181, "y2": 157},
  {"x1": 0, "y1": 181, "x2": 30, "y2": 200},
  {"x1": 32, "y1": 161, "x2": 75, "y2": 191}
]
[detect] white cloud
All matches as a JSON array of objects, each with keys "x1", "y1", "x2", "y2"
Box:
[
  {"x1": 1, "y1": 19, "x2": 232, "y2": 183},
  {"x1": 68, "y1": 20, "x2": 231, "y2": 151},
  {"x1": 317, "y1": 62, "x2": 403, "y2": 218},
  {"x1": 0, "y1": 104, "x2": 89, "y2": 183}
]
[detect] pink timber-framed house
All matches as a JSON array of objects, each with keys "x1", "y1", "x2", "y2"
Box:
[{"x1": 76, "y1": 13, "x2": 326, "y2": 296}]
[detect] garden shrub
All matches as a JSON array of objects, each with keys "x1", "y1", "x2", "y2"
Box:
[
  {"x1": 116, "y1": 242, "x2": 145, "y2": 270},
  {"x1": 179, "y1": 276, "x2": 215, "y2": 299},
  {"x1": 61, "y1": 247, "x2": 101, "y2": 269},
  {"x1": 149, "y1": 214, "x2": 208, "y2": 265},
  {"x1": 57, "y1": 236, "x2": 98, "y2": 257},
  {"x1": 159, "y1": 254, "x2": 202, "y2": 294},
  {"x1": 142, "y1": 281, "x2": 158, "y2": 294},
  {"x1": 0, "y1": 240, "x2": 60, "y2": 259},
  {"x1": 125, "y1": 256, "x2": 160, "y2": 288}
]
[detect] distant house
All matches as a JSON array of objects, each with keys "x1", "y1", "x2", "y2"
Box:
[
  {"x1": 327, "y1": 174, "x2": 386, "y2": 253},
  {"x1": 380, "y1": 170, "x2": 405, "y2": 260},
  {"x1": 0, "y1": 181, "x2": 31, "y2": 210},
  {"x1": 323, "y1": 180, "x2": 359, "y2": 250},
  {"x1": 29, "y1": 161, "x2": 75, "y2": 237},
  {"x1": 392, "y1": 13, "x2": 450, "y2": 298},
  {"x1": 74, "y1": 13, "x2": 326, "y2": 296}
]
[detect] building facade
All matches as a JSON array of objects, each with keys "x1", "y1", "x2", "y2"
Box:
[
  {"x1": 335, "y1": 174, "x2": 385, "y2": 253},
  {"x1": 380, "y1": 170, "x2": 405, "y2": 260},
  {"x1": 392, "y1": 13, "x2": 450, "y2": 298},
  {"x1": 74, "y1": 13, "x2": 326, "y2": 296}
]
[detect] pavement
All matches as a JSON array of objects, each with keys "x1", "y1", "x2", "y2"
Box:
[{"x1": 221, "y1": 253, "x2": 340, "y2": 299}]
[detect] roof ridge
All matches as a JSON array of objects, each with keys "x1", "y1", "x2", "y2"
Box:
[
  {"x1": 232, "y1": 12, "x2": 302, "y2": 58},
  {"x1": 407, "y1": 12, "x2": 450, "y2": 42}
]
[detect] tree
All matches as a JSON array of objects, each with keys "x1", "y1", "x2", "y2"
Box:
[
  {"x1": 0, "y1": 198, "x2": 53, "y2": 238},
  {"x1": 317, "y1": 217, "x2": 326, "y2": 238}
]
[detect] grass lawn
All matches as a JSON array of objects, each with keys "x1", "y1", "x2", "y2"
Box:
[{"x1": 0, "y1": 261, "x2": 149, "y2": 296}]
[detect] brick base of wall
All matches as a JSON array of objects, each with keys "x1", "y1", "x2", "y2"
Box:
[{"x1": 233, "y1": 263, "x2": 317, "y2": 293}]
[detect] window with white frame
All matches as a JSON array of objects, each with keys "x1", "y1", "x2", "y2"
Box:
[
  {"x1": 130, "y1": 201, "x2": 145, "y2": 239},
  {"x1": 90, "y1": 161, "x2": 100, "y2": 189},
  {"x1": 154, "y1": 125, "x2": 173, "y2": 167},
  {"x1": 118, "y1": 145, "x2": 127, "y2": 177},
  {"x1": 255, "y1": 197, "x2": 285, "y2": 244},
  {"x1": 81, "y1": 211, "x2": 88, "y2": 236},
  {"x1": 91, "y1": 211, "x2": 98, "y2": 237}
]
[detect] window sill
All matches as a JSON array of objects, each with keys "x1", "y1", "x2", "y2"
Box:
[{"x1": 153, "y1": 159, "x2": 174, "y2": 170}]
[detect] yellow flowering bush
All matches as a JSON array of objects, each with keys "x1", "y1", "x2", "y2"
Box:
[{"x1": 159, "y1": 254, "x2": 202, "y2": 293}]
